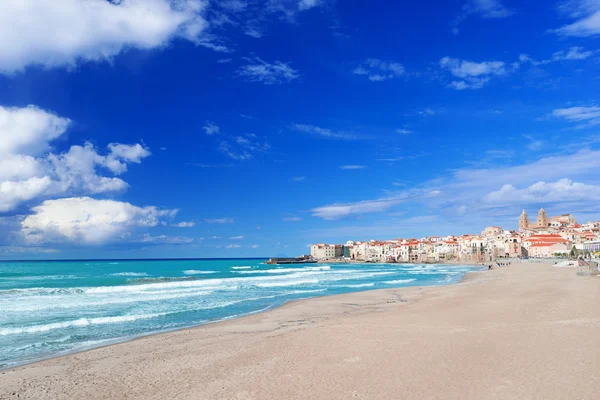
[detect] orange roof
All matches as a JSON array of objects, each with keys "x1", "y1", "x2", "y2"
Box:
[{"x1": 530, "y1": 242, "x2": 568, "y2": 247}]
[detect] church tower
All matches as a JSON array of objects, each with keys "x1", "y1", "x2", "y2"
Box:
[
  {"x1": 536, "y1": 207, "x2": 549, "y2": 228},
  {"x1": 519, "y1": 210, "x2": 530, "y2": 231}
]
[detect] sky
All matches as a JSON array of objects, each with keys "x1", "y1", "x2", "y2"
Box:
[{"x1": 1, "y1": 0, "x2": 600, "y2": 259}]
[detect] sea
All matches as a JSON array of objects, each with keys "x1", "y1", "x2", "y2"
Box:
[{"x1": 0, "y1": 259, "x2": 481, "y2": 368}]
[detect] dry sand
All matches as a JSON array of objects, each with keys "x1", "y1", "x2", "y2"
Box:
[{"x1": 2, "y1": 262, "x2": 599, "y2": 399}]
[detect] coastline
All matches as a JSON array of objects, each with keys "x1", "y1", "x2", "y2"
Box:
[
  {"x1": 3, "y1": 262, "x2": 599, "y2": 399},
  {"x1": 1, "y1": 262, "x2": 480, "y2": 370}
]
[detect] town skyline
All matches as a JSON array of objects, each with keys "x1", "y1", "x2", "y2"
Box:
[{"x1": 310, "y1": 208, "x2": 600, "y2": 262}]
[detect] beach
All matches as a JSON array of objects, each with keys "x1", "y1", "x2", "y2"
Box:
[{"x1": 2, "y1": 262, "x2": 599, "y2": 399}]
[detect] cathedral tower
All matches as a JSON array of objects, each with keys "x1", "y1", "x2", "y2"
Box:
[
  {"x1": 535, "y1": 207, "x2": 549, "y2": 228},
  {"x1": 519, "y1": 209, "x2": 530, "y2": 231}
]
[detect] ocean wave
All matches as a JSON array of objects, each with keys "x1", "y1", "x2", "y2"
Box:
[
  {"x1": 0, "y1": 313, "x2": 168, "y2": 336},
  {"x1": 126, "y1": 276, "x2": 197, "y2": 284},
  {"x1": 0, "y1": 275, "x2": 80, "y2": 281},
  {"x1": 254, "y1": 279, "x2": 320, "y2": 288},
  {"x1": 384, "y1": 279, "x2": 416, "y2": 284},
  {"x1": 236, "y1": 266, "x2": 331, "y2": 274},
  {"x1": 1, "y1": 290, "x2": 216, "y2": 312},
  {"x1": 334, "y1": 283, "x2": 375, "y2": 288},
  {"x1": 110, "y1": 272, "x2": 148, "y2": 277},
  {"x1": 231, "y1": 266, "x2": 252, "y2": 269},
  {"x1": 182, "y1": 270, "x2": 217, "y2": 275}
]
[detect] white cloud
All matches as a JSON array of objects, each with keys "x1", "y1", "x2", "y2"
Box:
[
  {"x1": 291, "y1": 124, "x2": 359, "y2": 140},
  {"x1": 0, "y1": 105, "x2": 150, "y2": 212},
  {"x1": 484, "y1": 179, "x2": 600, "y2": 204},
  {"x1": 0, "y1": 0, "x2": 209, "y2": 74},
  {"x1": 226, "y1": 244, "x2": 240, "y2": 249},
  {"x1": 291, "y1": 176, "x2": 306, "y2": 182},
  {"x1": 440, "y1": 57, "x2": 506, "y2": 89},
  {"x1": 310, "y1": 149, "x2": 600, "y2": 231},
  {"x1": 250, "y1": 244, "x2": 259, "y2": 249},
  {"x1": 396, "y1": 128, "x2": 413, "y2": 135},
  {"x1": 211, "y1": 235, "x2": 222, "y2": 239},
  {"x1": 205, "y1": 218, "x2": 234, "y2": 224},
  {"x1": 229, "y1": 235, "x2": 244, "y2": 239},
  {"x1": 299, "y1": 0, "x2": 321, "y2": 10},
  {"x1": 218, "y1": 141, "x2": 252, "y2": 161},
  {"x1": 453, "y1": 0, "x2": 513, "y2": 34},
  {"x1": 139, "y1": 234, "x2": 195, "y2": 244},
  {"x1": 238, "y1": 57, "x2": 299, "y2": 84},
  {"x1": 518, "y1": 47, "x2": 594, "y2": 66},
  {"x1": 203, "y1": 121, "x2": 220, "y2": 135},
  {"x1": 217, "y1": 134, "x2": 269, "y2": 161},
  {"x1": 174, "y1": 221, "x2": 196, "y2": 227},
  {"x1": 553, "y1": 0, "x2": 600, "y2": 36},
  {"x1": 21, "y1": 197, "x2": 176, "y2": 244},
  {"x1": 353, "y1": 59, "x2": 405, "y2": 82},
  {"x1": 0, "y1": 177, "x2": 53, "y2": 213},
  {"x1": 283, "y1": 217, "x2": 302, "y2": 222},
  {"x1": 523, "y1": 135, "x2": 545, "y2": 151},
  {"x1": 339, "y1": 165, "x2": 367, "y2": 170},
  {"x1": 418, "y1": 108, "x2": 436, "y2": 116},
  {"x1": 0, "y1": 105, "x2": 71, "y2": 156},
  {"x1": 552, "y1": 106, "x2": 600, "y2": 126},
  {"x1": 311, "y1": 198, "x2": 405, "y2": 220},
  {"x1": 311, "y1": 190, "x2": 441, "y2": 220},
  {"x1": 552, "y1": 46, "x2": 594, "y2": 60}
]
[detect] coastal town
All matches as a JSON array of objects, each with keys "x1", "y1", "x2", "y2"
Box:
[{"x1": 310, "y1": 208, "x2": 600, "y2": 263}]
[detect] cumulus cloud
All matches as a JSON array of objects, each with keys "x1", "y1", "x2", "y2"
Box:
[
  {"x1": 21, "y1": 197, "x2": 176, "y2": 244},
  {"x1": 0, "y1": 0, "x2": 210, "y2": 74},
  {"x1": 0, "y1": 105, "x2": 150, "y2": 212},
  {"x1": 229, "y1": 235, "x2": 244, "y2": 239},
  {"x1": 553, "y1": 0, "x2": 600, "y2": 36},
  {"x1": 484, "y1": 179, "x2": 600, "y2": 204},
  {"x1": 237, "y1": 57, "x2": 299, "y2": 84},
  {"x1": 0, "y1": 105, "x2": 71, "y2": 156},
  {"x1": 226, "y1": 244, "x2": 240, "y2": 248},
  {"x1": 353, "y1": 59, "x2": 405, "y2": 82},
  {"x1": 439, "y1": 57, "x2": 506, "y2": 89}
]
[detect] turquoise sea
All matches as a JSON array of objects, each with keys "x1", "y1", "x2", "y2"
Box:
[{"x1": 0, "y1": 259, "x2": 481, "y2": 368}]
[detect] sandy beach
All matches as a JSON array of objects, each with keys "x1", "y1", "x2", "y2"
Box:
[{"x1": 2, "y1": 262, "x2": 599, "y2": 399}]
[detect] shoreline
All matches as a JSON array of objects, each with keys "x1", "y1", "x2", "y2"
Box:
[
  {"x1": 3, "y1": 262, "x2": 599, "y2": 399},
  {"x1": 1, "y1": 263, "x2": 483, "y2": 371}
]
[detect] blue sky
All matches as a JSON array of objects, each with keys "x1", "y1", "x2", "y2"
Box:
[{"x1": 1, "y1": 0, "x2": 600, "y2": 259}]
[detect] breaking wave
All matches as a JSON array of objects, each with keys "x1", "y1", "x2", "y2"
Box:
[
  {"x1": 384, "y1": 279, "x2": 416, "y2": 284},
  {"x1": 110, "y1": 272, "x2": 148, "y2": 277}
]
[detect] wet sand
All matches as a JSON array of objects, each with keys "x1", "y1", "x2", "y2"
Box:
[{"x1": 2, "y1": 262, "x2": 599, "y2": 399}]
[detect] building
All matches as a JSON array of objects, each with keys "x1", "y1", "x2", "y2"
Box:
[
  {"x1": 528, "y1": 242, "x2": 570, "y2": 258},
  {"x1": 310, "y1": 244, "x2": 342, "y2": 259},
  {"x1": 519, "y1": 210, "x2": 530, "y2": 231}
]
